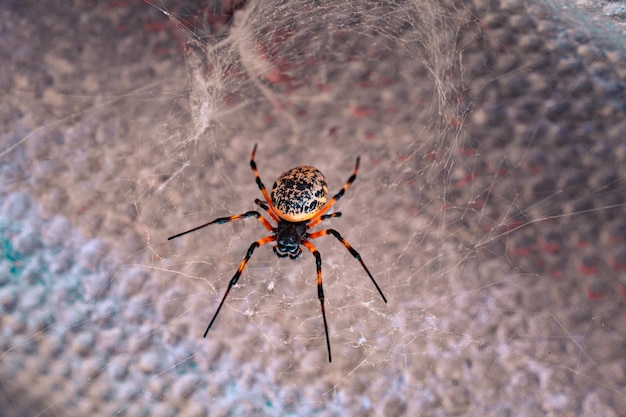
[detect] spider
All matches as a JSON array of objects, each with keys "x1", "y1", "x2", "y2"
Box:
[{"x1": 168, "y1": 144, "x2": 387, "y2": 362}]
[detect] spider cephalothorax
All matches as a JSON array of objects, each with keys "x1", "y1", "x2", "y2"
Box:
[
  {"x1": 273, "y1": 220, "x2": 307, "y2": 259},
  {"x1": 168, "y1": 144, "x2": 387, "y2": 362}
]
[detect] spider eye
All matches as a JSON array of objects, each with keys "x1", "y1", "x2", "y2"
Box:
[{"x1": 271, "y1": 166, "x2": 328, "y2": 222}]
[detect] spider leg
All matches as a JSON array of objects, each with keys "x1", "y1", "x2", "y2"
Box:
[
  {"x1": 307, "y1": 157, "x2": 359, "y2": 229},
  {"x1": 320, "y1": 212, "x2": 342, "y2": 221},
  {"x1": 254, "y1": 198, "x2": 280, "y2": 223},
  {"x1": 302, "y1": 240, "x2": 332, "y2": 363},
  {"x1": 204, "y1": 235, "x2": 276, "y2": 338},
  {"x1": 308, "y1": 229, "x2": 387, "y2": 303},
  {"x1": 250, "y1": 144, "x2": 281, "y2": 222},
  {"x1": 168, "y1": 211, "x2": 274, "y2": 241}
]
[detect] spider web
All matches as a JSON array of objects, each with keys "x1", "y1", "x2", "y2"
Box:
[{"x1": 1, "y1": 0, "x2": 625, "y2": 416}]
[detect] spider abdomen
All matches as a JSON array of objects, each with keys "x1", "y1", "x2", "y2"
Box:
[{"x1": 271, "y1": 166, "x2": 328, "y2": 222}]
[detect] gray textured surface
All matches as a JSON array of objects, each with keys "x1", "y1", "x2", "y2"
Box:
[{"x1": 1, "y1": 0, "x2": 625, "y2": 416}]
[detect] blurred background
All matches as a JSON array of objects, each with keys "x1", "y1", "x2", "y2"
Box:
[{"x1": 1, "y1": 0, "x2": 625, "y2": 416}]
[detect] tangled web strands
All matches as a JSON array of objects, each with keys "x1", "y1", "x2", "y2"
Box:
[{"x1": 1, "y1": 0, "x2": 626, "y2": 416}]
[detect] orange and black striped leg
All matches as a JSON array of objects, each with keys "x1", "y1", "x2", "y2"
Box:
[
  {"x1": 204, "y1": 235, "x2": 276, "y2": 338},
  {"x1": 250, "y1": 144, "x2": 281, "y2": 218},
  {"x1": 302, "y1": 240, "x2": 332, "y2": 363},
  {"x1": 308, "y1": 229, "x2": 387, "y2": 303},
  {"x1": 319, "y1": 212, "x2": 342, "y2": 222},
  {"x1": 168, "y1": 211, "x2": 274, "y2": 241},
  {"x1": 308, "y1": 157, "x2": 360, "y2": 229},
  {"x1": 255, "y1": 198, "x2": 280, "y2": 223}
]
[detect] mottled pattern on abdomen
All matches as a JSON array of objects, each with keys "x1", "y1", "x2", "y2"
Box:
[{"x1": 271, "y1": 166, "x2": 328, "y2": 222}]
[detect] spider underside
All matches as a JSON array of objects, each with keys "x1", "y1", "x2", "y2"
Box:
[{"x1": 168, "y1": 144, "x2": 387, "y2": 363}]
